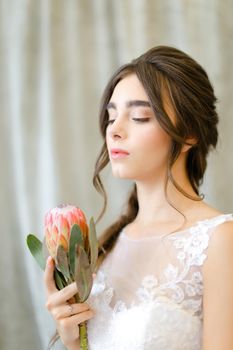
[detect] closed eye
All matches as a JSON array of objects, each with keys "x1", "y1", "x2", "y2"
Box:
[
  {"x1": 106, "y1": 119, "x2": 115, "y2": 125},
  {"x1": 132, "y1": 118, "x2": 150, "y2": 122},
  {"x1": 107, "y1": 118, "x2": 150, "y2": 125}
]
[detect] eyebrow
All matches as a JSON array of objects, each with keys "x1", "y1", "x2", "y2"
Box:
[{"x1": 106, "y1": 100, "x2": 151, "y2": 109}]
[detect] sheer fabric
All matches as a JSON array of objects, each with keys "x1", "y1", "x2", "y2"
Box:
[{"x1": 87, "y1": 214, "x2": 233, "y2": 350}]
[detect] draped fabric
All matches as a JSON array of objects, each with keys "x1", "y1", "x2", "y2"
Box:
[{"x1": 0, "y1": 1, "x2": 232, "y2": 349}]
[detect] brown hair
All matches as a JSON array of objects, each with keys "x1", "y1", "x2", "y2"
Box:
[{"x1": 93, "y1": 45, "x2": 218, "y2": 268}]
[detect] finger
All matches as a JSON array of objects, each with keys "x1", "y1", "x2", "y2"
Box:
[
  {"x1": 52, "y1": 302, "x2": 91, "y2": 320},
  {"x1": 69, "y1": 309, "x2": 95, "y2": 325},
  {"x1": 44, "y1": 256, "x2": 58, "y2": 294},
  {"x1": 59, "y1": 309, "x2": 95, "y2": 331},
  {"x1": 47, "y1": 282, "x2": 78, "y2": 308}
]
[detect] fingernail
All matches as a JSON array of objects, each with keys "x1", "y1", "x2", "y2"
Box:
[
  {"x1": 47, "y1": 256, "x2": 53, "y2": 266},
  {"x1": 70, "y1": 282, "x2": 78, "y2": 290}
]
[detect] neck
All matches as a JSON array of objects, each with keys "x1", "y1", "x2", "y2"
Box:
[{"x1": 134, "y1": 154, "x2": 201, "y2": 225}]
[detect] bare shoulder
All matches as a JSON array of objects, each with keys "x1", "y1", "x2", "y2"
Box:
[
  {"x1": 206, "y1": 218, "x2": 233, "y2": 248},
  {"x1": 195, "y1": 201, "x2": 224, "y2": 219},
  {"x1": 202, "y1": 218, "x2": 233, "y2": 350},
  {"x1": 203, "y1": 218, "x2": 233, "y2": 271}
]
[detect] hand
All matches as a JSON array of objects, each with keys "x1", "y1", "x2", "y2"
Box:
[{"x1": 44, "y1": 256, "x2": 95, "y2": 349}]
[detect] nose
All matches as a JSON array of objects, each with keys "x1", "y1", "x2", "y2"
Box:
[{"x1": 107, "y1": 115, "x2": 127, "y2": 140}]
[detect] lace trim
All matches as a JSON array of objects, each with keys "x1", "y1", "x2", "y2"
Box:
[{"x1": 89, "y1": 268, "x2": 202, "y2": 319}]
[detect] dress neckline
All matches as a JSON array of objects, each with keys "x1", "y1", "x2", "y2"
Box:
[{"x1": 120, "y1": 213, "x2": 233, "y2": 242}]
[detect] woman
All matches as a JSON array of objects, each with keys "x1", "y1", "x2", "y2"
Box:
[{"x1": 44, "y1": 46, "x2": 233, "y2": 350}]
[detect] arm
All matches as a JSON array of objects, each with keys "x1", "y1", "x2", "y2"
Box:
[{"x1": 202, "y1": 221, "x2": 233, "y2": 350}]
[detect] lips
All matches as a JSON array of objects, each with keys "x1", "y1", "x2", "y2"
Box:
[
  {"x1": 110, "y1": 148, "x2": 129, "y2": 159},
  {"x1": 110, "y1": 148, "x2": 129, "y2": 155}
]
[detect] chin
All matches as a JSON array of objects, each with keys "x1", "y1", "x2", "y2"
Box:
[
  {"x1": 115, "y1": 174, "x2": 139, "y2": 182},
  {"x1": 111, "y1": 169, "x2": 134, "y2": 179}
]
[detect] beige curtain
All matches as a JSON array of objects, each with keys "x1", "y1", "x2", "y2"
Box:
[{"x1": 1, "y1": 0, "x2": 233, "y2": 348}]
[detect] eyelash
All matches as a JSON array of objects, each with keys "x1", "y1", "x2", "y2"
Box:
[{"x1": 107, "y1": 118, "x2": 150, "y2": 125}]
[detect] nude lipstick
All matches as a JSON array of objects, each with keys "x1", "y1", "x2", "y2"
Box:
[{"x1": 110, "y1": 148, "x2": 129, "y2": 159}]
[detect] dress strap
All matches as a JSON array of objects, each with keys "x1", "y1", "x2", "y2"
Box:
[{"x1": 204, "y1": 213, "x2": 233, "y2": 229}]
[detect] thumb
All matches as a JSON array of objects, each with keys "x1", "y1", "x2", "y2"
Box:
[{"x1": 44, "y1": 256, "x2": 58, "y2": 294}]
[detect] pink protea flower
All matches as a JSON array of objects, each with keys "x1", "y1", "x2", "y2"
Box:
[{"x1": 44, "y1": 204, "x2": 88, "y2": 258}]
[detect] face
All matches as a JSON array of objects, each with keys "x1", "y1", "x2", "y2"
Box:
[{"x1": 105, "y1": 74, "x2": 172, "y2": 183}]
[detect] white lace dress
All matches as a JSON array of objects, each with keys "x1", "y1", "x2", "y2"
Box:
[{"x1": 87, "y1": 214, "x2": 233, "y2": 350}]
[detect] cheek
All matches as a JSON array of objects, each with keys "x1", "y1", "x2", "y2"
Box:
[
  {"x1": 140, "y1": 128, "x2": 171, "y2": 154},
  {"x1": 106, "y1": 130, "x2": 111, "y2": 146},
  {"x1": 134, "y1": 131, "x2": 171, "y2": 174}
]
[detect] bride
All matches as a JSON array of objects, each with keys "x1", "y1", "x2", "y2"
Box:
[{"x1": 44, "y1": 46, "x2": 233, "y2": 350}]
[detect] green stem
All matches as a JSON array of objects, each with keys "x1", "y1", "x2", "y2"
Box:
[
  {"x1": 79, "y1": 321, "x2": 88, "y2": 350},
  {"x1": 74, "y1": 293, "x2": 89, "y2": 350}
]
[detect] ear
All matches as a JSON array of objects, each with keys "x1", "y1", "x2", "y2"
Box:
[{"x1": 181, "y1": 137, "x2": 197, "y2": 153}]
